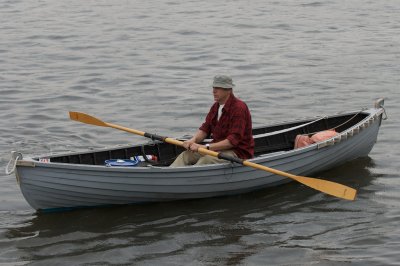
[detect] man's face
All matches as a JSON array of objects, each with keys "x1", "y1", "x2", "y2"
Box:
[{"x1": 213, "y1": 87, "x2": 231, "y2": 104}]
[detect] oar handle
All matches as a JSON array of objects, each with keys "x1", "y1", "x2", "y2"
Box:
[{"x1": 165, "y1": 138, "x2": 245, "y2": 163}]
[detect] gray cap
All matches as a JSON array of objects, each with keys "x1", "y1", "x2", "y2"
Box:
[{"x1": 212, "y1": 75, "x2": 235, "y2": 89}]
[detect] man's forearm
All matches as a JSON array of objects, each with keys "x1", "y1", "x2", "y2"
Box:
[
  {"x1": 191, "y1": 130, "x2": 208, "y2": 143},
  {"x1": 209, "y1": 139, "x2": 233, "y2": 151}
]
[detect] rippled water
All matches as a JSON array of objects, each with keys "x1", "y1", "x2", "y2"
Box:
[{"x1": 1, "y1": 0, "x2": 399, "y2": 265}]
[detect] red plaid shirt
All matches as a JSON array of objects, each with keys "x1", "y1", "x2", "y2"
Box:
[{"x1": 199, "y1": 93, "x2": 254, "y2": 159}]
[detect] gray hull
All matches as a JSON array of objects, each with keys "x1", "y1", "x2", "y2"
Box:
[{"x1": 14, "y1": 107, "x2": 384, "y2": 211}]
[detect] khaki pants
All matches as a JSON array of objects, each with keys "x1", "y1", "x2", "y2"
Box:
[{"x1": 170, "y1": 150, "x2": 237, "y2": 167}]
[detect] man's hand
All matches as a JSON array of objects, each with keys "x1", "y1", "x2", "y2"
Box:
[
  {"x1": 188, "y1": 143, "x2": 202, "y2": 152},
  {"x1": 182, "y1": 139, "x2": 196, "y2": 150}
]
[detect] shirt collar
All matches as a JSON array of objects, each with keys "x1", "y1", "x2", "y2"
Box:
[{"x1": 221, "y1": 93, "x2": 236, "y2": 112}]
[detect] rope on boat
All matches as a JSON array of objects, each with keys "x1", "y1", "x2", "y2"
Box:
[
  {"x1": 303, "y1": 109, "x2": 365, "y2": 136},
  {"x1": 254, "y1": 116, "x2": 327, "y2": 139},
  {"x1": 5, "y1": 151, "x2": 22, "y2": 175},
  {"x1": 330, "y1": 109, "x2": 365, "y2": 131}
]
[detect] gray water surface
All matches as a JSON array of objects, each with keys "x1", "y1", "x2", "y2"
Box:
[{"x1": 1, "y1": 0, "x2": 399, "y2": 265}]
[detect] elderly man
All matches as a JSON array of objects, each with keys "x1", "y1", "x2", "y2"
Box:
[{"x1": 170, "y1": 75, "x2": 254, "y2": 167}]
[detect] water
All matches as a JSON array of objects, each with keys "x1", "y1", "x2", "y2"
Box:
[{"x1": 1, "y1": 0, "x2": 399, "y2": 265}]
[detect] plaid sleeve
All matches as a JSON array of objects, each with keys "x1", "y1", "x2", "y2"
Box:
[
  {"x1": 199, "y1": 104, "x2": 217, "y2": 135},
  {"x1": 199, "y1": 119, "x2": 211, "y2": 135}
]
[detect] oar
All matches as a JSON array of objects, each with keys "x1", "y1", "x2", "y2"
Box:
[{"x1": 69, "y1": 111, "x2": 357, "y2": 201}]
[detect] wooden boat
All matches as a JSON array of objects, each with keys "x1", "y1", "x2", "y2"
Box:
[{"x1": 6, "y1": 99, "x2": 387, "y2": 212}]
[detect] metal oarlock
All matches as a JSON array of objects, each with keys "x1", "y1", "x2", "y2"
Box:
[{"x1": 5, "y1": 151, "x2": 22, "y2": 175}]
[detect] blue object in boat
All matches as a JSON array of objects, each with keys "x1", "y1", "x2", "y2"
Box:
[{"x1": 105, "y1": 158, "x2": 140, "y2": 167}]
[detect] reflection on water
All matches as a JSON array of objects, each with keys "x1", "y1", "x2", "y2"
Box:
[{"x1": 5, "y1": 158, "x2": 391, "y2": 265}]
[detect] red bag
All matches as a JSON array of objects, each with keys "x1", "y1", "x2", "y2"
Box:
[
  {"x1": 311, "y1": 130, "x2": 338, "y2": 143},
  {"x1": 294, "y1": 135, "x2": 314, "y2": 149},
  {"x1": 294, "y1": 130, "x2": 338, "y2": 149}
]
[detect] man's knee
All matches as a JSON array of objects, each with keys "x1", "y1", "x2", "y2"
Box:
[
  {"x1": 170, "y1": 151, "x2": 200, "y2": 167},
  {"x1": 196, "y1": 155, "x2": 223, "y2": 165}
]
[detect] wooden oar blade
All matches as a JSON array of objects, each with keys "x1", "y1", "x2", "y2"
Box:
[
  {"x1": 69, "y1": 111, "x2": 108, "y2": 127},
  {"x1": 294, "y1": 175, "x2": 357, "y2": 200},
  {"x1": 244, "y1": 161, "x2": 356, "y2": 200}
]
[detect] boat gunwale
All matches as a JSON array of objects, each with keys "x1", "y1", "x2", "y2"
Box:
[{"x1": 15, "y1": 107, "x2": 382, "y2": 173}]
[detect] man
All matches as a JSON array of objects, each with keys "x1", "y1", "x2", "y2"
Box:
[{"x1": 170, "y1": 75, "x2": 254, "y2": 167}]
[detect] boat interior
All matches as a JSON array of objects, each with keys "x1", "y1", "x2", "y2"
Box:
[{"x1": 46, "y1": 112, "x2": 369, "y2": 166}]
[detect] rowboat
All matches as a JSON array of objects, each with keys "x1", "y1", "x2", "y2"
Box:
[{"x1": 6, "y1": 99, "x2": 387, "y2": 212}]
